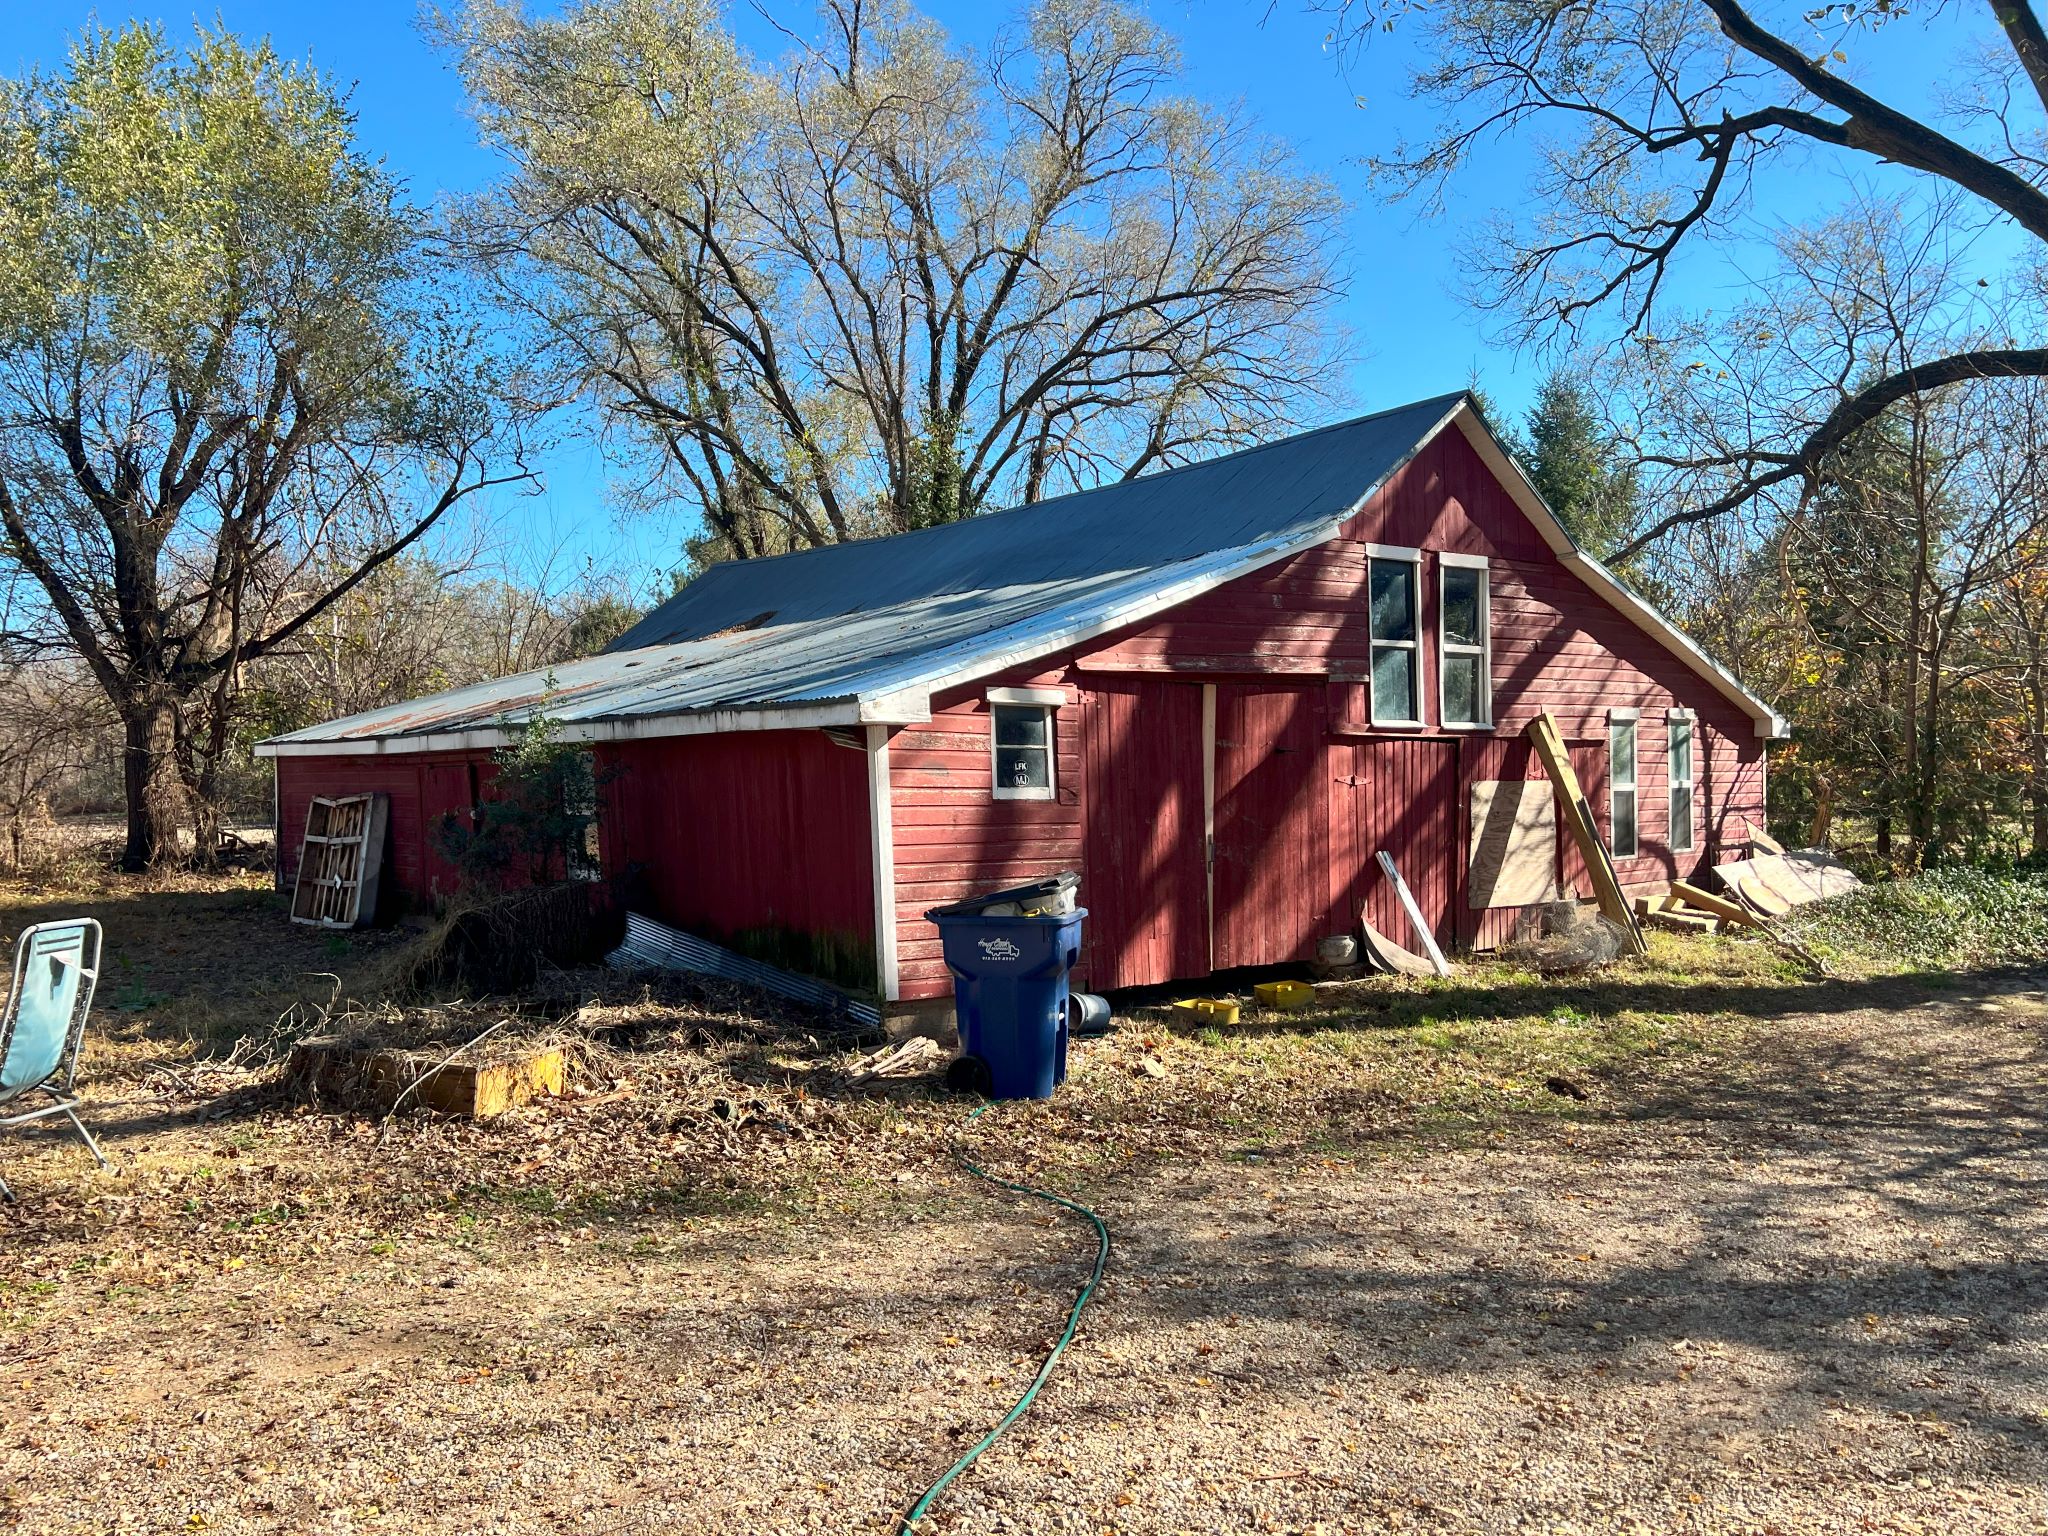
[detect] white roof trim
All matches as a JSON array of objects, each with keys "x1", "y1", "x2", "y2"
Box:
[
  {"x1": 1443, "y1": 408, "x2": 1788, "y2": 741},
  {"x1": 252, "y1": 696, "x2": 924, "y2": 757}
]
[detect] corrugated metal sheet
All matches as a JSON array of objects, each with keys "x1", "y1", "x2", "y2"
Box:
[
  {"x1": 258, "y1": 396, "x2": 1465, "y2": 752},
  {"x1": 607, "y1": 911, "x2": 882, "y2": 1030},
  {"x1": 611, "y1": 395, "x2": 1466, "y2": 648}
]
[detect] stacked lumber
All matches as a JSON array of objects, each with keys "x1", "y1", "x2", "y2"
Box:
[
  {"x1": 1630, "y1": 822, "x2": 1845, "y2": 972},
  {"x1": 1633, "y1": 880, "x2": 1765, "y2": 935}
]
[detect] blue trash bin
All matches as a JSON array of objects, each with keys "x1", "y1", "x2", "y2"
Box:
[{"x1": 927, "y1": 907, "x2": 1087, "y2": 1100}]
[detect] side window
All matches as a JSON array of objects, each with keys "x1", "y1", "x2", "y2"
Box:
[
  {"x1": 1368, "y1": 549, "x2": 1423, "y2": 726},
  {"x1": 1609, "y1": 715, "x2": 1638, "y2": 858},
  {"x1": 1439, "y1": 557, "x2": 1491, "y2": 727},
  {"x1": 563, "y1": 748, "x2": 601, "y2": 882},
  {"x1": 991, "y1": 704, "x2": 1055, "y2": 800},
  {"x1": 1669, "y1": 714, "x2": 1696, "y2": 853}
]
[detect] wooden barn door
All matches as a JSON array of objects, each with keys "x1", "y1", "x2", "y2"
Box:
[
  {"x1": 1336, "y1": 738, "x2": 1459, "y2": 952},
  {"x1": 1080, "y1": 678, "x2": 1210, "y2": 990},
  {"x1": 1211, "y1": 684, "x2": 1329, "y2": 969}
]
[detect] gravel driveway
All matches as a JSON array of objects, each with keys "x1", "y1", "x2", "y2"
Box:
[{"x1": 4, "y1": 981, "x2": 2044, "y2": 1534}]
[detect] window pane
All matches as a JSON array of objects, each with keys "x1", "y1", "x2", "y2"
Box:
[
  {"x1": 1609, "y1": 721, "x2": 1636, "y2": 786},
  {"x1": 1669, "y1": 718, "x2": 1693, "y2": 782},
  {"x1": 995, "y1": 745, "x2": 1050, "y2": 791},
  {"x1": 1442, "y1": 567, "x2": 1482, "y2": 647},
  {"x1": 1369, "y1": 559, "x2": 1415, "y2": 641},
  {"x1": 1612, "y1": 788, "x2": 1637, "y2": 858},
  {"x1": 1371, "y1": 644, "x2": 1416, "y2": 722},
  {"x1": 993, "y1": 705, "x2": 1048, "y2": 747},
  {"x1": 1671, "y1": 783, "x2": 1694, "y2": 848},
  {"x1": 1443, "y1": 653, "x2": 1480, "y2": 725}
]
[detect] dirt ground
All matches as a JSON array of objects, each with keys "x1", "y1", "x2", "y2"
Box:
[{"x1": 1, "y1": 894, "x2": 2045, "y2": 1534}]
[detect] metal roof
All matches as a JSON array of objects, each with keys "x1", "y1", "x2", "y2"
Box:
[{"x1": 256, "y1": 391, "x2": 1785, "y2": 755}]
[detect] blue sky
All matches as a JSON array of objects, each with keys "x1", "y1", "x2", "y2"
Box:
[{"x1": 0, "y1": 2, "x2": 2011, "y2": 595}]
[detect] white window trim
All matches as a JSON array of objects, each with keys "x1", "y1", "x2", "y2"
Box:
[
  {"x1": 1668, "y1": 714, "x2": 1697, "y2": 853},
  {"x1": 987, "y1": 686, "x2": 1065, "y2": 707},
  {"x1": 1366, "y1": 546, "x2": 1426, "y2": 728},
  {"x1": 990, "y1": 702, "x2": 1057, "y2": 801},
  {"x1": 1437, "y1": 556, "x2": 1492, "y2": 730},
  {"x1": 1610, "y1": 715, "x2": 1639, "y2": 859}
]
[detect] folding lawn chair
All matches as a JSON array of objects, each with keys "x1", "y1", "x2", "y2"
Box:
[{"x1": 0, "y1": 918, "x2": 108, "y2": 1200}]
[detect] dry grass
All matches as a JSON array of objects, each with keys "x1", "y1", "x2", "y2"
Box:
[{"x1": 1, "y1": 863, "x2": 2042, "y2": 1534}]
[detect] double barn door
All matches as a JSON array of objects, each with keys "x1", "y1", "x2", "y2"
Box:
[{"x1": 1080, "y1": 678, "x2": 1459, "y2": 990}]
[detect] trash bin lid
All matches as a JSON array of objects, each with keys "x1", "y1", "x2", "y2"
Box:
[{"x1": 925, "y1": 871, "x2": 1079, "y2": 918}]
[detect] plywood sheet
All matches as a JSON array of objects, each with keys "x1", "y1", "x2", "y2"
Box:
[{"x1": 1468, "y1": 779, "x2": 1561, "y2": 909}]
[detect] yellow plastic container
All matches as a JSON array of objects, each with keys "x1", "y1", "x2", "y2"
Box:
[
  {"x1": 1171, "y1": 997, "x2": 1241, "y2": 1025},
  {"x1": 1254, "y1": 980, "x2": 1314, "y2": 1012}
]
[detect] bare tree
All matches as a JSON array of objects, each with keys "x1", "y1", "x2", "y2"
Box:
[
  {"x1": 1324, "y1": 0, "x2": 2048, "y2": 556},
  {"x1": 444, "y1": 0, "x2": 1345, "y2": 556},
  {"x1": 0, "y1": 25, "x2": 532, "y2": 868},
  {"x1": 0, "y1": 664, "x2": 116, "y2": 869}
]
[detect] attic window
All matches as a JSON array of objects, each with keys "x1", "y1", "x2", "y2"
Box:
[
  {"x1": 1439, "y1": 554, "x2": 1492, "y2": 728},
  {"x1": 1367, "y1": 546, "x2": 1423, "y2": 727}
]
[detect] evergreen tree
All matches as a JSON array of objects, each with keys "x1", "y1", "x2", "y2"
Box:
[{"x1": 1522, "y1": 373, "x2": 1638, "y2": 559}]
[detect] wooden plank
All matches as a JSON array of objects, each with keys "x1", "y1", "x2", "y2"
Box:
[
  {"x1": 1670, "y1": 879, "x2": 1763, "y2": 928},
  {"x1": 1376, "y1": 850, "x2": 1450, "y2": 976},
  {"x1": 1524, "y1": 713, "x2": 1646, "y2": 956}
]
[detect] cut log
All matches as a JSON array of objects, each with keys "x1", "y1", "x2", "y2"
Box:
[{"x1": 1671, "y1": 880, "x2": 1764, "y2": 928}]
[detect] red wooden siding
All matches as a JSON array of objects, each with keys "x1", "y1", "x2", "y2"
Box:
[
  {"x1": 889, "y1": 678, "x2": 1084, "y2": 1001},
  {"x1": 1334, "y1": 737, "x2": 1459, "y2": 950},
  {"x1": 1212, "y1": 685, "x2": 1330, "y2": 968},
  {"x1": 598, "y1": 731, "x2": 873, "y2": 969},
  {"x1": 276, "y1": 750, "x2": 497, "y2": 910},
  {"x1": 1079, "y1": 678, "x2": 1209, "y2": 989}
]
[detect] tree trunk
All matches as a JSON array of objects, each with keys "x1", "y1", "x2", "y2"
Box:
[{"x1": 121, "y1": 698, "x2": 185, "y2": 871}]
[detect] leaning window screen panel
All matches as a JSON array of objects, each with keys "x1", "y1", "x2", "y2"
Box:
[
  {"x1": 992, "y1": 704, "x2": 1055, "y2": 799},
  {"x1": 1439, "y1": 561, "x2": 1490, "y2": 727},
  {"x1": 1610, "y1": 717, "x2": 1639, "y2": 858},
  {"x1": 1668, "y1": 715, "x2": 1696, "y2": 852},
  {"x1": 1369, "y1": 554, "x2": 1422, "y2": 725}
]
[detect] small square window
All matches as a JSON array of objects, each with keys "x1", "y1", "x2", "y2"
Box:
[{"x1": 992, "y1": 705, "x2": 1055, "y2": 799}]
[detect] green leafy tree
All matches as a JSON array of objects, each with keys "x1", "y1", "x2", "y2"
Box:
[{"x1": 0, "y1": 23, "x2": 529, "y2": 868}]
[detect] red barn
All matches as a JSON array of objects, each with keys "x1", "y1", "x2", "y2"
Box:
[{"x1": 257, "y1": 393, "x2": 1784, "y2": 1006}]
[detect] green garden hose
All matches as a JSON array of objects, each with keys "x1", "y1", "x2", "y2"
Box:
[{"x1": 898, "y1": 1101, "x2": 1112, "y2": 1532}]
